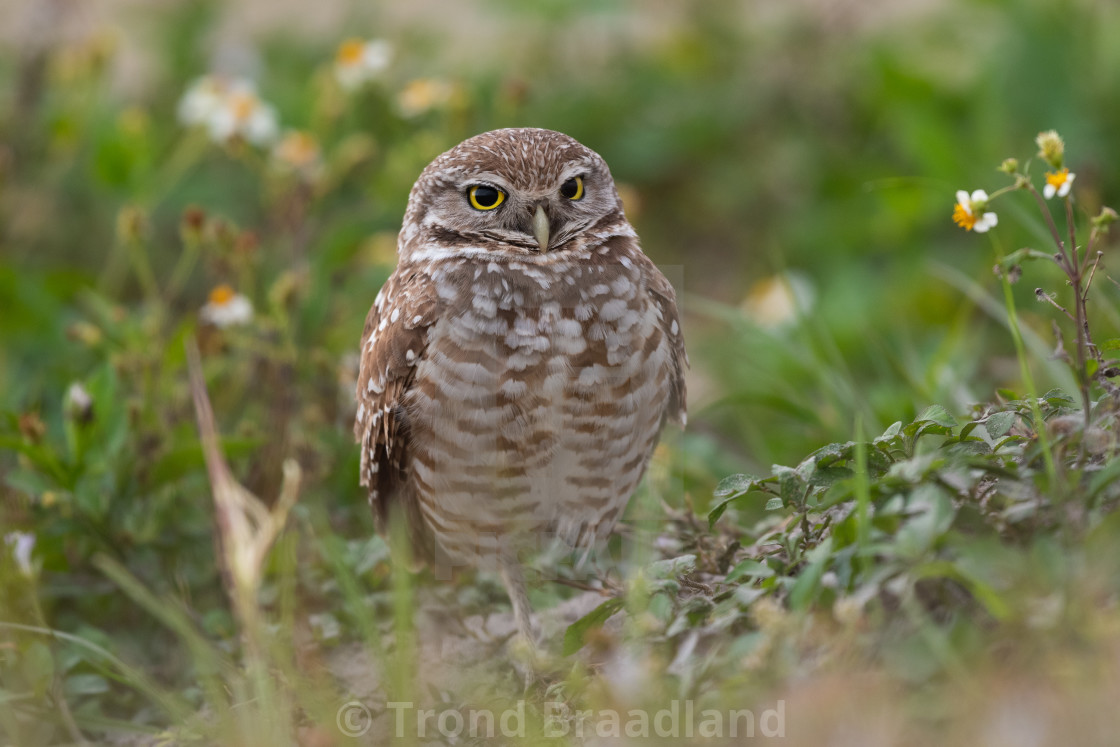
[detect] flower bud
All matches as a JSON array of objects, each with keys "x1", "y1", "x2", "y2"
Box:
[
  {"x1": 180, "y1": 205, "x2": 207, "y2": 245},
  {"x1": 1092, "y1": 206, "x2": 1118, "y2": 231},
  {"x1": 65, "y1": 382, "x2": 94, "y2": 424},
  {"x1": 18, "y1": 412, "x2": 46, "y2": 443},
  {"x1": 269, "y1": 270, "x2": 304, "y2": 311},
  {"x1": 1035, "y1": 130, "x2": 1065, "y2": 170},
  {"x1": 998, "y1": 158, "x2": 1020, "y2": 175}
]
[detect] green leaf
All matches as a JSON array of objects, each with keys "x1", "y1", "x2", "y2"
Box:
[
  {"x1": 64, "y1": 673, "x2": 110, "y2": 696},
  {"x1": 648, "y1": 554, "x2": 697, "y2": 579},
  {"x1": 1041, "y1": 389, "x2": 1074, "y2": 406},
  {"x1": 709, "y1": 475, "x2": 769, "y2": 527},
  {"x1": 806, "y1": 441, "x2": 854, "y2": 467},
  {"x1": 887, "y1": 453, "x2": 945, "y2": 483},
  {"x1": 958, "y1": 421, "x2": 982, "y2": 440},
  {"x1": 1100, "y1": 338, "x2": 1120, "y2": 352},
  {"x1": 764, "y1": 496, "x2": 784, "y2": 511},
  {"x1": 775, "y1": 465, "x2": 807, "y2": 507},
  {"x1": 879, "y1": 421, "x2": 903, "y2": 440},
  {"x1": 985, "y1": 411, "x2": 1017, "y2": 439},
  {"x1": 810, "y1": 465, "x2": 854, "y2": 489},
  {"x1": 714, "y1": 473, "x2": 760, "y2": 498},
  {"x1": 788, "y1": 537, "x2": 834, "y2": 611},
  {"x1": 562, "y1": 597, "x2": 625, "y2": 656},
  {"x1": 21, "y1": 642, "x2": 54, "y2": 699},
  {"x1": 725, "y1": 559, "x2": 775, "y2": 584},
  {"x1": 893, "y1": 485, "x2": 955, "y2": 559},
  {"x1": 917, "y1": 405, "x2": 956, "y2": 428}
]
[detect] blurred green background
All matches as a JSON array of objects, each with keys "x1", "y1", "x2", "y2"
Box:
[
  {"x1": 6, "y1": 0, "x2": 1120, "y2": 469},
  {"x1": 3, "y1": 0, "x2": 1120, "y2": 742}
]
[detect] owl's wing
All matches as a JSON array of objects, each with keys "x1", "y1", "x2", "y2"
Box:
[
  {"x1": 354, "y1": 267, "x2": 438, "y2": 536},
  {"x1": 645, "y1": 265, "x2": 688, "y2": 427}
]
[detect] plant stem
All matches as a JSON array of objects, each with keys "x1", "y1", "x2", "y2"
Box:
[
  {"x1": 997, "y1": 261, "x2": 1059, "y2": 490},
  {"x1": 1026, "y1": 184, "x2": 1074, "y2": 272},
  {"x1": 853, "y1": 415, "x2": 871, "y2": 575},
  {"x1": 1063, "y1": 198, "x2": 1092, "y2": 455}
]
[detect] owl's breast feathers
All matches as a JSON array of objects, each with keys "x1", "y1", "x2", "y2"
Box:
[{"x1": 354, "y1": 242, "x2": 687, "y2": 545}]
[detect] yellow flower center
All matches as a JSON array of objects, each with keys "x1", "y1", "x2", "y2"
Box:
[
  {"x1": 229, "y1": 92, "x2": 257, "y2": 122},
  {"x1": 952, "y1": 202, "x2": 977, "y2": 231},
  {"x1": 209, "y1": 284, "x2": 236, "y2": 306},
  {"x1": 1046, "y1": 167, "x2": 1070, "y2": 188},
  {"x1": 337, "y1": 39, "x2": 365, "y2": 66}
]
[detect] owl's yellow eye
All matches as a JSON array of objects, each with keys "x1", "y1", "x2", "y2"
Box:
[
  {"x1": 560, "y1": 176, "x2": 584, "y2": 200},
  {"x1": 468, "y1": 185, "x2": 505, "y2": 210}
]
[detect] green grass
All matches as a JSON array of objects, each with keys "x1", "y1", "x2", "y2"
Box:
[{"x1": 5, "y1": 0, "x2": 1120, "y2": 744}]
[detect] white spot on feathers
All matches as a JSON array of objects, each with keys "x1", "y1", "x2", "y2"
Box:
[{"x1": 598, "y1": 299, "x2": 627, "y2": 322}]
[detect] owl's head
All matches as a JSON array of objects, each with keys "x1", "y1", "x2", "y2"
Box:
[{"x1": 399, "y1": 128, "x2": 625, "y2": 260}]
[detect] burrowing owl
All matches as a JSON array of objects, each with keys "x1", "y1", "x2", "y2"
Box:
[{"x1": 354, "y1": 128, "x2": 686, "y2": 641}]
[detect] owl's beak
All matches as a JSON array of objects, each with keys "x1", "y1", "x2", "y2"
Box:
[{"x1": 532, "y1": 204, "x2": 550, "y2": 252}]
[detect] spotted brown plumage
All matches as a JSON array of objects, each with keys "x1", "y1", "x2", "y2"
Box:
[{"x1": 354, "y1": 128, "x2": 686, "y2": 641}]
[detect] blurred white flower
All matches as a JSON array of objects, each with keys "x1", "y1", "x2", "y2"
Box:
[
  {"x1": 396, "y1": 77, "x2": 453, "y2": 118},
  {"x1": 66, "y1": 381, "x2": 92, "y2": 411},
  {"x1": 5, "y1": 531, "x2": 35, "y2": 577},
  {"x1": 178, "y1": 75, "x2": 234, "y2": 127},
  {"x1": 209, "y1": 89, "x2": 278, "y2": 146},
  {"x1": 953, "y1": 189, "x2": 998, "y2": 233},
  {"x1": 65, "y1": 381, "x2": 93, "y2": 422},
  {"x1": 178, "y1": 75, "x2": 279, "y2": 146},
  {"x1": 200, "y1": 284, "x2": 253, "y2": 328},
  {"x1": 1043, "y1": 167, "x2": 1075, "y2": 199},
  {"x1": 334, "y1": 38, "x2": 392, "y2": 90},
  {"x1": 742, "y1": 271, "x2": 815, "y2": 329}
]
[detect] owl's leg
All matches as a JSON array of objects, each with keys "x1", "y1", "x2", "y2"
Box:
[{"x1": 499, "y1": 553, "x2": 537, "y2": 647}]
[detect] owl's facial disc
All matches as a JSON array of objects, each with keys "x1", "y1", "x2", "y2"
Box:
[
  {"x1": 448, "y1": 166, "x2": 603, "y2": 254},
  {"x1": 402, "y1": 128, "x2": 625, "y2": 261}
]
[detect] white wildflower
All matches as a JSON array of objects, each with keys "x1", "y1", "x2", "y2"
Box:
[
  {"x1": 1043, "y1": 168, "x2": 1075, "y2": 200},
  {"x1": 953, "y1": 189, "x2": 998, "y2": 233},
  {"x1": 200, "y1": 285, "x2": 253, "y2": 328},
  {"x1": 334, "y1": 38, "x2": 392, "y2": 90},
  {"x1": 178, "y1": 75, "x2": 279, "y2": 146}
]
